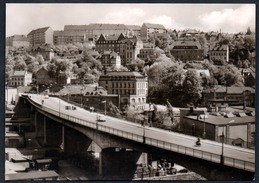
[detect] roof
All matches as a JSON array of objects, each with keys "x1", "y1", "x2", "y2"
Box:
[
  {"x1": 64, "y1": 24, "x2": 129, "y2": 31},
  {"x1": 172, "y1": 40, "x2": 202, "y2": 49},
  {"x1": 28, "y1": 27, "x2": 51, "y2": 35},
  {"x1": 210, "y1": 44, "x2": 228, "y2": 51},
  {"x1": 54, "y1": 30, "x2": 85, "y2": 36},
  {"x1": 185, "y1": 113, "x2": 255, "y2": 126},
  {"x1": 188, "y1": 69, "x2": 210, "y2": 77},
  {"x1": 203, "y1": 86, "x2": 255, "y2": 94},
  {"x1": 103, "y1": 51, "x2": 118, "y2": 57},
  {"x1": 7, "y1": 35, "x2": 29, "y2": 42},
  {"x1": 12, "y1": 71, "x2": 27, "y2": 76},
  {"x1": 126, "y1": 25, "x2": 141, "y2": 30},
  {"x1": 101, "y1": 71, "x2": 144, "y2": 77},
  {"x1": 143, "y1": 23, "x2": 165, "y2": 29},
  {"x1": 5, "y1": 171, "x2": 59, "y2": 180}
]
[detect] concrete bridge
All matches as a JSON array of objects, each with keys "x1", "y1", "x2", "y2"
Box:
[{"x1": 16, "y1": 94, "x2": 254, "y2": 180}]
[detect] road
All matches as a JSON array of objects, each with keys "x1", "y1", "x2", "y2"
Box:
[{"x1": 26, "y1": 94, "x2": 255, "y2": 168}]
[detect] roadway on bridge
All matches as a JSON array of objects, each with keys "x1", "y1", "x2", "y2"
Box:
[{"x1": 27, "y1": 94, "x2": 255, "y2": 165}]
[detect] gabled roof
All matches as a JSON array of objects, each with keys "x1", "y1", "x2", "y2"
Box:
[
  {"x1": 7, "y1": 35, "x2": 29, "y2": 42},
  {"x1": 12, "y1": 71, "x2": 29, "y2": 76},
  {"x1": 172, "y1": 40, "x2": 202, "y2": 49},
  {"x1": 205, "y1": 86, "x2": 255, "y2": 94},
  {"x1": 143, "y1": 23, "x2": 165, "y2": 29},
  {"x1": 103, "y1": 51, "x2": 118, "y2": 57},
  {"x1": 210, "y1": 44, "x2": 228, "y2": 51},
  {"x1": 28, "y1": 27, "x2": 51, "y2": 36}
]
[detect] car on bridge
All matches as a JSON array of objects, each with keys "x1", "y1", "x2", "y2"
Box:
[{"x1": 97, "y1": 114, "x2": 106, "y2": 122}]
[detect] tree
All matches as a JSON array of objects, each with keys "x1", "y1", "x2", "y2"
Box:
[
  {"x1": 35, "y1": 54, "x2": 44, "y2": 65},
  {"x1": 246, "y1": 27, "x2": 252, "y2": 35},
  {"x1": 181, "y1": 70, "x2": 202, "y2": 106},
  {"x1": 128, "y1": 58, "x2": 145, "y2": 72}
]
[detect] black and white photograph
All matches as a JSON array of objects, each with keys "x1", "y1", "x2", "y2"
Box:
[{"x1": 4, "y1": 2, "x2": 256, "y2": 181}]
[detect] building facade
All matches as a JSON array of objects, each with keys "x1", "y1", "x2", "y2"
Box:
[
  {"x1": 202, "y1": 86, "x2": 255, "y2": 107},
  {"x1": 100, "y1": 51, "x2": 121, "y2": 68},
  {"x1": 6, "y1": 35, "x2": 30, "y2": 48},
  {"x1": 29, "y1": 44, "x2": 54, "y2": 61},
  {"x1": 27, "y1": 27, "x2": 53, "y2": 46},
  {"x1": 119, "y1": 36, "x2": 143, "y2": 66},
  {"x1": 95, "y1": 33, "x2": 125, "y2": 53},
  {"x1": 98, "y1": 71, "x2": 148, "y2": 110},
  {"x1": 9, "y1": 71, "x2": 32, "y2": 87},
  {"x1": 180, "y1": 107, "x2": 255, "y2": 148},
  {"x1": 209, "y1": 44, "x2": 229, "y2": 64},
  {"x1": 137, "y1": 48, "x2": 155, "y2": 61},
  {"x1": 140, "y1": 23, "x2": 167, "y2": 40},
  {"x1": 53, "y1": 30, "x2": 85, "y2": 45},
  {"x1": 170, "y1": 40, "x2": 204, "y2": 61}
]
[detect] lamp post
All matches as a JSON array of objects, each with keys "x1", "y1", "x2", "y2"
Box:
[
  {"x1": 142, "y1": 117, "x2": 146, "y2": 144},
  {"x1": 101, "y1": 100, "x2": 107, "y2": 115},
  {"x1": 202, "y1": 114, "x2": 206, "y2": 139},
  {"x1": 81, "y1": 89, "x2": 84, "y2": 107},
  {"x1": 5, "y1": 82, "x2": 8, "y2": 110},
  {"x1": 221, "y1": 131, "x2": 224, "y2": 165}
]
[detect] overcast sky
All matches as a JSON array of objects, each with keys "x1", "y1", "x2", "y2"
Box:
[{"x1": 6, "y1": 3, "x2": 255, "y2": 37}]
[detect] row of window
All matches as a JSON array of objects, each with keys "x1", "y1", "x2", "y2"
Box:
[
  {"x1": 11, "y1": 77, "x2": 24, "y2": 81},
  {"x1": 9, "y1": 82, "x2": 24, "y2": 86},
  {"x1": 112, "y1": 89, "x2": 135, "y2": 95},
  {"x1": 210, "y1": 52, "x2": 227, "y2": 56},
  {"x1": 132, "y1": 97, "x2": 146, "y2": 103},
  {"x1": 112, "y1": 82, "x2": 135, "y2": 88}
]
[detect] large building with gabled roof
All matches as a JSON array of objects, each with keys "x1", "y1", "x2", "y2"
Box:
[
  {"x1": 9, "y1": 71, "x2": 32, "y2": 87},
  {"x1": 140, "y1": 23, "x2": 167, "y2": 40},
  {"x1": 27, "y1": 27, "x2": 53, "y2": 46},
  {"x1": 95, "y1": 33, "x2": 125, "y2": 53},
  {"x1": 170, "y1": 39, "x2": 204, "y2": 61}
]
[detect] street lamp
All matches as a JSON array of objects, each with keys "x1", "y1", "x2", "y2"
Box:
[
  {"x1": 81, "y1": 89, "x2": 84, "y2": 107},
  {"x1": 142, "y1": 117, "x2": 146, "y2": 144},
  {"x1": 202, "y1": 114, "x2": 206, "y2": 139},
  {"x1": 221, "y1": 131, "x2": 224, "y2": 165},
  {"x1": 101, "y1": 100, "x2": 107, "y2": 115}
]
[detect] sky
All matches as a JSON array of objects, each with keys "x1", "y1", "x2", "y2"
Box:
[{"x1": 6, "y1": 3, "x2": 256, "y2": 37}]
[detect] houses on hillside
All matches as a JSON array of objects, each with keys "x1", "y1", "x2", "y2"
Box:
[{"x1": 8, "y1": 71, "x2": 32, "y2": 87}]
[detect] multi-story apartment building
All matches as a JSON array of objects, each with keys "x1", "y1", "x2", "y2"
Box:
[
  {"x1": 137, "y1": 48, "x2": 155, "y2": 61},
  {"x1": 119, "y1": 36, "x2": 143, "y2": 66},
  {"x1": 140, "y1": 23, "x2": 167, "y2": 40},
  {"x1": 99, "y1": 71, "x2": 148, "y2": 110},
  {"x1": 6, "y1": 35, "x2": 30, "y2": 48},
  {"x1": 100, "y1": 51, "x2": 121, "y2": 68},
  {"x1": 202, "y1": 86, "x2": 255, "y2": 107},
  {"x1": 170, "y1": 40, "x2": 204, "y2": 62},
  {"x1": 126, "y1": 25, "x2": 141, "y2": 37},
  {"x1": 53, "y1": 30, "x2": 85, "y2": 45},
  {"x1": 63, "y1": 23, "x2": 129, "y2": 42},
  {"x1": 27, "y1": 27, "x2": 53, "y2": 46},
  {"x1": 209, "y1": 44, "x2": 229, "y2": 65},
  {"x1": 9, "y1": 71, "x2": 32, "y2": 87},
  {"x1": 95, "y1": 33, "x2": 125, "y2": 53}
]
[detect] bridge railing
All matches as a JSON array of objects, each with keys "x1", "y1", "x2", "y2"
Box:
[{"x1": 24, "y1": 95, "x2": 254, "y2": 172}]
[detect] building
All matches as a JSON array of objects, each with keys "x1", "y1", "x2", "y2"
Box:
[
  {"x1": 119, "y1": 36, "x2": 143, "y2": 66},
  {"x1": 180, "y1": 106, "x2": 255, "y2": 148},
  {"x1": 99, "y1": 71, "x2": 148, "y2": 110},
  {"x1": 125, "y1": 25, "x2": 142, "y2": 37},
  {"x1": 202, "y1": 86, "x2": 255, "y2": 107},
  {"x1": 53, "y1": 30, "x2": 85, "y2": 45},
  {"x1": 6, "y1": 35, "x2": 30, "y2": 48},
  {"x1": 242, "y1": 68, "x2": 255, "y2": 87},
  {"x1": 170, "y1": 40, "x2": 204, "y2": 62},
  {"x1": 9, "y1": 71, "x2": 32, "y2": 87},
  {"x1": 137, "y1": 48, "x2": 155, "y2": 61},
  {"x1": 64, "y1": 23, "x2": 129, "y2": 42},
  {"x1": 209, "y1": 44, "x2": 229, "y2": 65},
  {"x1": 35, "y1": 67, "x2": 56, "y2": 85},
  {"x1": 140, "y1": 23, "x2": 167, "y2": 40},
  {"x1": 29, "y1": 43, "x2": 54, "y2": 61},
  {"x1": 100, "y1": 51, "x2": 121, "y2": 68},
  {"x1": 27, "y1": 27, "x2": 53, "y2": 46},
  {"x1": 95, "y1": 33, "x2": 125, "y2": 53}
]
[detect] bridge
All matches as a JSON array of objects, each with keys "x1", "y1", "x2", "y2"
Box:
[{"x1": 18, "y1": 94, "x2": 254, "y2": 180}]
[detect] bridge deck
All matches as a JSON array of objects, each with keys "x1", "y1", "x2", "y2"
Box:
[{"x1": 22, "y1": 94, "x2": 255, "y2": 172}]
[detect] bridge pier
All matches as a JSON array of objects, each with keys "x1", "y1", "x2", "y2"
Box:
[{"x1": 100, "y1": 148, "x2": 147, "y2": 180}]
